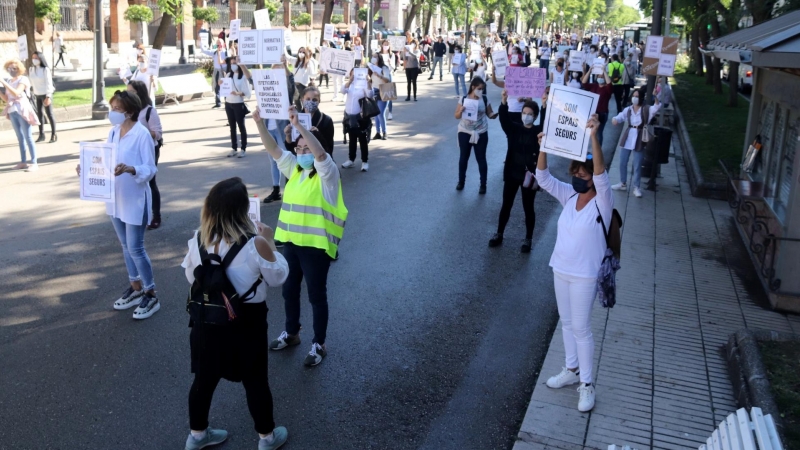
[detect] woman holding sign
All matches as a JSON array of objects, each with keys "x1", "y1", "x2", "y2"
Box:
[
  {"x1": 285, "y1": 47, "x2": 317, "y2": 109},
  {"x1": 451, "y1": 45, "x2": 468, "y2": 97},
  {"x1": 454, "y1": 77, "x2": 497, "y2": 194},
  {"x1": 401, "y1": 40, "x2": 422, "y2": 101},
  {"x1": 369, "y1": 54, "x2": 392, "y2": 140},
  {"x1": 609, "y1": 88, "x2": 660, "y2": 198},
  {"x1": 535, "y1": 116, "x2": 611, "y2": 413},
  {"x1": 222, "y1": 57, "x2": 252, "y2": 158},
  {"x1": 340, "y1": 68, "x2": 373, "y2": 171}
]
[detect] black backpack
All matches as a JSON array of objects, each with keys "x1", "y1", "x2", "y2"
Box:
[
  {"x1": 186, "y1": 234, "x2": 262, "y2": 326},
  {"x1": 610, "y1": 62, "x2": 622, "y2": 84}
]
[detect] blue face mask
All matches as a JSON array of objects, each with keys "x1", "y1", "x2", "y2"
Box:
[{"x1": 297, "y1": 154, "x2": 315, "y2": 170}]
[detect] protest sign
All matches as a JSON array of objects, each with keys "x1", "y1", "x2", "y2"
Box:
[
  {"x1": 291, "y1": 113, "x2": 313, "y2": 141},
  {"x1": 657, "y1": 54, "x2": 676, "y2": 76},
  {"x1": 591, "y1": 57, "x2": 605, "y2": 75},
  {"x1": 260, "y1": 29, "x2": 284, "y2": 64},
  {"x1": 461, "y1": 98, "x2": 479, "y2": 121},
  {"x1": 147, "y1": 49, "x2": 161, "y2": 77},
  {"x1": 248, "y1": 196, "x2": 261, "y2": 226},
  {"x1": 510, "y1": 54, "x2": 519, "y2": 65},
  {"x1": 370, "y1": 39, "x2": 379, "y2": 52},
  {"x1": 490, "y1": 23, "x2": 497, "y2": 33},
  {"x1": 541, "y1": 85, "x2": 599, "y2": 162},
  {"x1": 254, "y1": 9, "x2": 271, "y2": 29},
  {"x1": 219, "y1": 78, "x2": 233, "y2": 98},
  {"x1": 504, "y1": 66, "x2": 547, "y2": 98},
  {"x1": 568, "y1": 53, "x2": 584, "y2": 72},
  {"x1": 645, "y1": 35, "x2": 663, "y2": 58},
  {"x1": 17, "y1": 35, "x2": 28, "y2": 61},
  {"x1": 323, "y1": 24, "x2": 335, "y2": 41},
  {"x1": 253, "y1": 69, "x2": 290, "y2": 119},
  {"x1": 491, "y1": 50, "x2": 508, "y2": 77},
  {"x1": 643, "y1": 36, "x2": 678, "y2": 76},
  {"x1": 388, "y1": 36, "x2": 405, "y2": 51},
  {"x1": 452, "y1": 53, "x2": 465, "y2": 65},
  {"x1": 80, "y1": 142, "x2": 117, "y2": 202},
  {"x1": 118, "y1": 63, "x2": 132, "y2": 80},
  {"x1": 353, "y1": 68, "x2": 369, "y2": 90},
  {"x1": 319, "y1": 47, "x2": 355, "y2": 76},
  {"x1": 238, "y1": 30, "x2": 260, "y2": 65},
  {"x1": 350, "y1": 23, "x2": 359, "y2": 36},
  {"x1": 229, "y1": 19, "x2": 241, "y2": 41},
  {"x1": 199, "y1": 31, "x2": 209, "y2": 48},
  {"x1": 557, "y1": 45, "x2": 571, "y2": 55},
  {"x1": 591, "y1": 35, "x2": 599, "y2": 45}
]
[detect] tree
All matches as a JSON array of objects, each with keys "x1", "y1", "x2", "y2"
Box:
[
  {"x1": 292, "y1": 12, "x2": 311, "y2": 28},
  {"x1": 124, "y1": 5, "x2": 154, "y2": 46},
  {"x1": 16, "y1": 0, "x2": 36, "y2": 63},
  {"x1": 320, "y1": 0, "x2": 335, "y2": 45},
  {"x1": 192, "y1": 6, "x2": 220, "y2": 34},
  {"x1": 35, "y1": 0, "x2": 61, "y2": 63},
  {"x1": 151, "y1": 0, "x2": 188, "y2": 50},
  {"x1": 331, "y1": 14, "x2": 343, "y2": 24}
]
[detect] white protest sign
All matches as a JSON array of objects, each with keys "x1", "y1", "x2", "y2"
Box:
[
  {"x1": 492, "y1": 50, "x2": 508, "y2": 77},
  {"x1": 657, "y1": 53, "x2": 676, "y2": 77},
  {"x1": 253, "y1": 69, "x2": 290, "y2": 119},
  {"x1": 118, "y1": 63, "x2": 133, "y2": 80},
  {"x1": 388, "y1": 36, "x2": 405, "y2": 51},
  {"x1": 353, "y1": 68, "x2": 369, "y2": 90},
  {"x1": 568, "y1": 53, "x2": 584, "y2": 72},
  {"x1": 645, "y1": 35, "x2": 663, "y2": 58},
  {"x1": 147, "y1": 48, "x2": 161, "y2": 77},
  {"x1": 238, "y1": 30, "x2": 260, "y2": 65},
  {"x1": 541, "y1": 85, "x2": 599, "y2": 162},
  {"x1": 254, "y1": 9, "x2": 272, "y2": 29},
  {"x1": 452, "y1": 53, "x2": 465, "y2": 66},
  {"x1": 229, "y1": 19, "x2": 241, "y2": 41},
  {"x1": 199, "y1": 31, "x2": 209, "y2": 48},
  {"x1": 350, "y1": 23, "x2": 359, "y2": 36},
  {"x1": 17, "y1": 35, "x2": 28, "y2": 61},
  {"x1": 291, "y1": 113, "x2": 313, "y2": 141},
  {"x1": 370, "y1": 39, "x2": 379, "y2": 52},
  {"x1": 324, "y1": 24, "x2": 335, "y2": 41},
  {"x1": 79, "y1": 142, "x2": 117, "y2": 203},
  {"x1": 462, "y1": 98, "x2": 480, "y2": 121},
  {"x1": 510, "y1": 54, "x2": 519, "y2": 65},
  {"x1": 259, "y1": 29, "x2": 284, "y2": 64},
  {"x1": 592, "y1": 57, "x2": 605, "y2": 75},
  {"x1": 219, "y1": 78, "x2": 234, "y2": 97},
  {"x1": 319, "y1": 47, "x2": 355, "y2": 76},
  {"x1": 248, "y1": 196, "x2": 261, "y2": 226},
  {"x1": 591, "y1": 35, "x2": 599, "y2": 45},
  {"x1": 367, "y1": 62, "x2": 381, "y2": 74},
  {"x1": 490, "y1": 23, "x2": 497, "y2": 33}
]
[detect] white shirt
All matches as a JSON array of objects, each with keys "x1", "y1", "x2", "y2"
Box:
[
  {"x1": 285, "y1": 54, "x2": 317, "y2": 86},
  {"x1": 613, "y1": 104, "x2": 661, "y2": 150},
  {"x1": 552, "y1": 69, "x2": 566, "y2": 86},
  {"x1": 138, "y1": 105, "x2": 163, "y2": 143},
  {"x1": 55, "y1": 37, "x2": 63, "y2": 52},
  {"x1": 341, "y1": 84, "x2": 371, "y2": 115},
  {"x1": 536, "y1": 168, "x2": 613, "y2": 279},
  {"x1": 370, "y1": 65, "x2": 391, "y2": 87},
  {"x1": 105, "y1": 122, "x2": 157, "y2": 225},
  {"x1": 353, "y1": 45, "x2": 364, "y2": 59},
  {"x1": 182, "y1": 232, "x2": 289, "y2": 303},
  {"x1": 4, "y1": 76, "x2": 30, "y2": 114},
  {"x1": 28, "y1": 67, "x2": 55, "y2": 97},
  {"x1": 540, "y1": 47, "x2": 551, "y2": 60},
  {"x1": 380, "y1": 52, "x2": 395, "y2": 71},
  {"x1": 277, "y1": 151, "x2": 341, "y2": 206},
  {"x1": 129, "y1": 68, "x2": 154, "y2": 93},
  {"x1": 201, "y1": 49, "x2": 227, "y2": 70},
  {"x1": 224, "y1": 74, "x2": 252, "y2": 104}
]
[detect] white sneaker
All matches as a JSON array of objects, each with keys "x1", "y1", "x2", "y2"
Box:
[
  {"x1": 332, "y1": 95, "x2": 340, "y2": 101},
  {"x1": 341, "y1": 160, "x2": 355, "y2": 169},
  {"x1": 113, "y1": 286, "x2": 144, "y2": 310},
  {"x1": 611, "y1": 182, "x2": 627, "y2": 191},
  {"x1": 361, "y1": 162, "x2": 369, "y2": 172},
  {"x1": 633, "y1": 186, "x2": 642, "y2": 198},
  {"x1": 387, "y1": 111, "x2": 393, "y2": 120},
  {"x1": 577, "y1": 383, "x2": 596, "y2": 412},
  {"x1": 133, "y1": 294, "x2": 160, "y2": 320},
  {"x1": 546, "y1": 367, "x2": 581, "y2": 389},
  {"x1": 227, "y1": 149, "x2": 238, "y2": 157},
  {"x1": 25, "y1": 163, "x2": 39, "y2": 172},
  {"x1": 237, "y1": 150, "x2": 246, "y2": 158}
]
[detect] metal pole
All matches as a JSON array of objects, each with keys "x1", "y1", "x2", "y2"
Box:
[
  {"x1": 91, "y1": 0, "x2": 108, "y2": 120},
  {"x1": 645, "y1": 0, "x2": 664, "y2": 191},
  {"x1": 179, "y1": 23, "x2": 187, "y2": 63},
  {"x1": 366, "y1": 0, "x2": 373, "y2": 59},
  {"x1": 465, "y1": 0, "x2": 471, "y2": 42}
]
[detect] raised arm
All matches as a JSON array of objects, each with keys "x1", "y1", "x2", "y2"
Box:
[
  {"x1": 588, "y1": 115, "x2": 605, "y2": 175},
  {"x1": 491, "y1": 70, "x2": 505, "y2": 88},
  {"x1": 251, "y1": 109, "x2": 286, "y2": 161},
  {"x1": 289, "y1": 105, "x2": 327, "y2": 161}
]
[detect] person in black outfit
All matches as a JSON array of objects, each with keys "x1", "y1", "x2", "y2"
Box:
[
  {"x1": 446, "y1": 39, "x2": 456, "y2": 71},
  {"x1": 429, "y1": 36, "x2": 447, "y2": 80},
  {"x1": 284, "y1": 85, "x2": 335, "y2": 157},
  {"x1": 489, "y1": 88, "x2": 545, "y2": 253}
]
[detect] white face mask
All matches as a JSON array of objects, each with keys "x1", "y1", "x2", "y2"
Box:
[
  {"x1": 108, "y1": 111, "x2": 127, "y2": 125},
  {"x1": 632, "y1": 97, "x2": 640, "y2": 105},
  {"x1": 572, "y1": 73, "x2": 579, "y2": 78},
  {"x1": 139, "y1": 62, "x2": 146, "y2": 69},
  {"x1": 383, "y1": 45, "x2": 390, "y2": 51},
  {"x1": 473, "y1": 89, "x2": 483, "y2": 97},
  {"x1": 32, "y1": 59, "x2": 41, "y2": 66},
  {"x1": 230, "y1": 64, "x2": 239, "y2": 72},
  {"x1": 298, "y1": 53, "x2": 305, "y2": 59},
  {"x1": 521, "y1": 113, "x2": 535, "y2": 126}
]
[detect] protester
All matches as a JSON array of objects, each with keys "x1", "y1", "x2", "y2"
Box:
[
  {"x1": 538, "y1": 40, "x2": 551, "y2": 69},
  {"x1": 221, "y1": 57, "x2": 252, "y2": 158},
  {"x1": 536, "y1": 116, "x2": 611, "y2": 413},
  {"x1": 1, "y1": 59, "x2": 39, "y2": 171},
  {"x1": 126, "y1": 80, "x2": 164, "y2": 230},
  {"x1": 340, "y1": 68, "x2": 373, "y2": 171},
  {"x1": 122, "y1": 54, "x2": 158, "y2": 106},
  {"x1": 285, "y1": 47, "x2": 318, "y2": 109},
  {"x1": 580, "y1": 69, "x2": 612, "y2": 147},
  {"x1": 353, "y1": 36, "x2": 364, "y2": 67},
  {"x1": 609, "y1": 88, "x2": 661, "y2": 198},
  {"x1": 567, "y1": 70, "x2": 582, "y2": 88},
  {"x1": 622, "y1": 53, "x2": 636, "y2": 107},
  {"x1": 369, "y1": 54, "x2": 392, "y2": 140},
  {"x1": 607, "y1": 54, "x2": 625, "y2": 113},
  {"x1": 285, "y1": 85, "x2": 335, "y2": 156},
  {"x1": 489, "y1": 89, "x2": 542, "y2": 253},
  {"x1": 317, "y1": 42, "x2": 330, "y2": 88},
  {"x1": 28, "y1": 51, "x2": 57, "y2": 144},
  {"x1": 446, "y1": 37, "x2": 457, "y2": 70},
  {"x1": 53, "y1": 32, "x2": 66, "y2": 68},
  {"x1": 402, "y1": 40, "x2": 422, "y2": 101},
  {"x1": 75, "y1": 90, "x2": 159, "y2": 319},
  {"x1": 201, "y1": 39, "x2": 227, "y2": 108},
  {"x1": 379, "y1": 39, "x2": 396, "y2": 120},
  {"x1": 252, "y1": 106, "x2": 349, "y2": 367},
  {"x1": 263, "y1": 59, "x2": 295, "y2": 204},
  {"x1": 181, "y1": 178, "x2": 289, "y2": 450},
  {"x1": 451, "y1": 45, "x2": 468, "y2": 97},
  {"x1": 454, "y1": 77, "x2": 497, "y2": 194},
  {"x1": 550, "y1": 58, "x2": 567, "y2": 86},
  {"x1": 429, "y1": 36, "x2": 446, "y2": 81}
]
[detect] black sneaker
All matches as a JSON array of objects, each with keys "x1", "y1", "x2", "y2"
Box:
[
  {"x1": 133, "y1": 293, "x2": 160, "y2": 319},
  {"x1": 304, "y1": 343, "x2": 327, "y2": 367},
  {"x1": 263, "y1": 187, "x2": 282, "y2": 203},
  {"x1": 489, "y1": 233, "x2": 504, "y2": 247},
  {"x1": 521, "y1": 239, "x2": 532, "y2": 253},
  {"x1": 456, "y1": 182, "x2": 465, "y2": 191},
  {"x1": 373, "y1": 132, "x2": 382, "y2": 140},
  {"x1": 479, "y1": 185, "x2": 487, "y2": 195},
  {"x1": 113, "y1": 286, "x2": 144, "y2": 310},
  {"x1": 405, "y1": 96, "x2": 411, "y2": 101}
]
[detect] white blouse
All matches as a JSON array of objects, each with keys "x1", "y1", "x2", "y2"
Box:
[
  {"x1": 613, "y1": 104, "x2": 661, "y2": 150},
  {"x1": 224, "y1": 74, "x2": 252, "y2": 104},
  {"x1": 105, "y1": 122, "x2": 157, "y2": 225},
  {"x1": 341, "y1": 84, "x2": 371, "y2": 115},
  {"x1": 182, "y1": 232, "x2": 289, "y2": 303},
  {"x1": 285, "y1": 54, "x2": 318, "y2": 86}
]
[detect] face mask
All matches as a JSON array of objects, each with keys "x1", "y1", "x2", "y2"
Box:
[
  {"x1": 7, "y1": 67, "x2": 18, "y2": 76},
  {"x1": 557, "y1": 63, "x2": 564, "y2": 69},
  {"x1": 632, "y1": 97, "x2": 640, "y2": 105},
  {"x1": 598, "y1": 78, "x2": 606, "y2": 85},
  {"x1": 572, "y1": 73, "x2": 579, "y2": 78},
  {"x1": 298, "y1": 53, "x2": 305, "y2": 59},
  {"x1": 303, "y1": 99, "x2": 319, "y2": 113},
  {"x1": 473, "y1": 89, "x2": 483, "y2": 97},
  {"x1": 297, "y1": 154, "x2": 315, "y2": 170},
  {"x1": 571, "y1": 176, "x2": 591, "y2": 193},
  {"x1": 32, "y1": 59, "x2": 41, "y2": 66},
  {"x1": 371, "y1": 57, "x2": 378, "y2": 64},
  {"x1": 230, "y1": 64, "x2": 239, "y2": 72},
  {"x1": 521, "y1": 114, "x2": 534, "y2": 126},
  {"x1": 383, "y1": 45, "x2": 390, "y2": 51},
  {"x1": 455, "y1": 50, "x2": 461, "y2": 54},
  {"x1": 108, "y1": 111, "x2": 127, "y2": 126},
  {"x1": 139, "y1": 63, "x2": 146, "y2": 69}
]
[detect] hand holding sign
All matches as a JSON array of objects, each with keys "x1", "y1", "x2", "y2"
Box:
[{"x1": 541, "y1": 85, "x2": 599, "y2": 162}]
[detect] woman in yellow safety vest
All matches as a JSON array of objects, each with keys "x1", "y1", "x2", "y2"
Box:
[{"x1": 252, "y1": 105, "x2": 348, "y2": 367}]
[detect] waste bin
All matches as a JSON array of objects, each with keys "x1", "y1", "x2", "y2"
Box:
[{"x1": 641, "y1": 126, "x2": 673, "y2": 178}]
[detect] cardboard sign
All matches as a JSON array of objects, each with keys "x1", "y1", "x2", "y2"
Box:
[
  {"x1": 388, "y1": 36, "x2": 405, "y2": 51},
  {"x1": 319, "y1": 47, "x2": 355, "y2": 76},
  {"x1": 80, "y1": 142, "x2": 117, "y2": 202},
  {"x1": 350, "y1": 23, "x2": 359, "y2": 36},
  {"x1": 353, "y1": 67, "x2": 369, "y2": 90},
  {"x1": 17, "y1": 35, "x2": 28, "y2": 61},
  {"x1": 645, "y1": 35, "x2": 663, "y2": 58},
  {"x1": 591, "y1": 57, "x2": 605, "y2": 75},
  {"x1": 661, "y1": 37, "x2": 679, "y2": 55},
  {"x1": 254, "y1": 9, "x2": 271, "y2": 29},
  {"x1": 492, "y1": 50, "x2": 508, "y2": 77},
  {"x1": 541, "y1": 85, "x2": 599, "y2": 162},
  {"x1": 219, "y1": 77, "x2": 234, "y2": 97},
  {"x1": 452, "y1": 53, "x2": 465, "y2": 65},
  {"x1": 568, "y1": 53, "x2": 584, "y2": 72},
  {"x1": 504, "y1": 66, "x2": 547, "y2": 98},
  {"x1": 643, "y1": 37, "x2": 679, "y2": 76},
  {"x1": 291, "y1": 112, "x2": 313, "y2": 141},
  {"x1": 238, "y1": 29, "x2": 285, "y2": 65},
  {"x1": 461, "y1": 98, "x2": 479, "y2": 121},
  {"x1": 248, "y1": 196, "x2": 261, "y2": 226},
  {"x1": 490, "y1": 23, "x2": 497, "y2": 33},
  {"x1": 323, "y1": 24, "x2": 335, "y2": 41},
  {"x1": 229, "y1": 19, "x2": 241, "y2": 41},
  {"x1": 253, "y1": 69, "x2": 290, "y2": 119},
  {"x1": 147, "y1": 48, "x2": 161, "y2": 77},
  {"x1": 591, "y1": 35, "x2": 599, "y2": 45}
]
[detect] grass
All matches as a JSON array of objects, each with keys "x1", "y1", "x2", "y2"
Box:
[
  {"x1": 52, "y1": 84, "x2": 128, "y2": 108},
  {"x1": 758, "y1": 340, "x2": 800, "y2": 450},
  {"x1": 672, "y1": 64, "x2": 750, "y2": 184}
]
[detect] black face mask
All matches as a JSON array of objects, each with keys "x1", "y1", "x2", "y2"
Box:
[{"x1": 572, "y1": 176, "x2": 592, "y2": 193}]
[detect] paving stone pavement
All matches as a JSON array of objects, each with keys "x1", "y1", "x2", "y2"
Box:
[{"x1": 513, "y1": 133, "x2": 800, "y2": 450}]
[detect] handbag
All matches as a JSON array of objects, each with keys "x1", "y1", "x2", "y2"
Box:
[
  {"x1": 379, "y1": 82, "x2": 398, "y2": 101},
  {"x1": 641, "y1": 124, "x2": 651, "y2": 143},
  {"x1": 595, "y1": 204, "x2": 623, "y2": 308},
  {"x1": 522, "y1": 171, "x2": 539, "y2": 190},
  {"x1": 359, "y1": 96, "x2": 380, "y2": 119}
]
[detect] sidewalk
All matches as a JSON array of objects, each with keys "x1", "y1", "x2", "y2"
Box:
[{"x1": 513, "y1": 134, "x2": 800, "y2": 449}]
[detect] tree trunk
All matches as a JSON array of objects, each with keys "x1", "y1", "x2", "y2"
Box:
[
  {"x1": 691, "y1": 26, "x2": 702, "y2": 76},
  {"x1": 526, "y1": 16, "x2": 536, "y2": 35},
  {"x1": 712, "y1": 57, "x2": 722, "y2": 94},
  {"x1": 284, "y1": 0, "x2": 291, "y2": 28},
  {"x1": 699, "y1": 24, "x2": 713, "y2": 84},
  {"x1": 252, "y1": 0, "x2": 265, "y2": 28},
  {"x1": 498, "y1": 12, "x2": 504, "y2": 32},
  {"x1": 727, "y1": 60, "x2": 739, "y2": 107},
  {"x1": 424, "y1": 3, "x2": 433, "y2": 35},
  {"x1": 16, "y1": 0, "x2": 36, "y2": 63},
  {"x1": 320, "y1": 0, "x2": 334, "y2": 45},
  {"x1": 151, "y1": 14, "x2": 174, "y2": 49},
  {"x1": 404, "y1": 1, "x2": 420, "y2": 32}
]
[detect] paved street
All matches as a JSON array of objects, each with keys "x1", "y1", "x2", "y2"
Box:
[{"x1": 0, "y1": 71, "x2": 574, "y2": 450}]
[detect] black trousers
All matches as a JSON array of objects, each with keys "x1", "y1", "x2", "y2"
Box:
[
  {"x1": 612, "y1": 84, "x2": 624, "y2": 113},
  {"x1": 348, "y1": 128, "x2": 369, "y2": 162},
  {"x1": 294, "y1": 83, "x2": 307, "y2": 109},
  {"x1": 622, "y1": 83, "x2": 633, "y2": 108},
  {"x1": 225, "y1": 103, "x2": 248, "y2": 150},
  {"x1": 497, "y1": 181, "x2": 537, "y2": 239},
  {"x1": 282, "y1": 243, "x2": 331, "y2": 345},
  {"x1": 55, "y1": 52, "x2": 65, "y2": 67},
  {"x1": 35, "y1": 95, "x2": 56, "y2": 135},
  {"x1": 405, "y1": 68, "x2": 418, "y2": 98},
  {"x1": 318, "y1": 73, "x2": 329, "y2": 87},
  {"x1": 188, "y1": 303, "x2": 275, "y2": 434},
  {"x1": 149, "y1": 144, "x2": 161, "y2": 217}
]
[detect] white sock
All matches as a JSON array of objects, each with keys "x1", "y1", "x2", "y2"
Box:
[
  {"x1": 259, "y1": 432, "x2": 274, "y2": 443},
  {"x1": 191, "y1": 430, "x2": 207, "y2": 440}
]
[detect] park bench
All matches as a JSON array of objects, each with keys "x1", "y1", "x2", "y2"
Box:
[{"x1": 158, "y1": 73, "x2": 212, "y2": 106}]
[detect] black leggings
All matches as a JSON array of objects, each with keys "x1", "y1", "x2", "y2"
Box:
[
  {"x1": 318, "y1": 73, "x2": 329, "y2": 87},
  {"x1": 225, "y1": 102, "x2": 248, "y2": 150},
  {"x1": 149, "y1": 144, "x2": 161, "y2": 217},
  {"x1": 55, "y1": 52, "x2": 65, "y2": 67},
  {"x1": 405, "y1": 68, "x2": 418, "y2": 98},
  {"x1": 35, "y1": 95, "x2": 56, "y2": 135},
  {"x1": 348, "y1": 129, "x2": 369, "y2": 162},
  {"x1": 497, "y1": 181, "x2": 537, "y2": 239}
]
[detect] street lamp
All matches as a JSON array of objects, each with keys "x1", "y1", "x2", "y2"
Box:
[
  {"x1": 91, "y1": 0, "x2": 108, "y2": 120},
  {"x1": 179, "y1": 0, "x2": 187, "y2": 64},
  {"x1": 514, "y1": 1, "x2": 520, "y2": 34},
  {"x1": 572, "y1": 13, "x2": 577, "y2": 31},
  {"x1": 559, "y1": 10, "x2": 563, "y2": 33},
  {"x1": 541, "y1": 5, "x2": 547, "y2": 35},
  {"x1": 465, "y1": 0, "x2": 472, "y2": 41}
]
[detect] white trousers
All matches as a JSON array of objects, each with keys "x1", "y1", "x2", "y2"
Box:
[
  {"x1": 554, "y1": 270, "x2": 597, "y2": 384},
  {"x1": 332, "y1": 74, "x2": 344, "y2": 96}
]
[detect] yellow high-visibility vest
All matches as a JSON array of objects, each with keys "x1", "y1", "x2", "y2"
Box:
[{"x1": 274, "y1": 169, "x2": 348, "y2": 259}]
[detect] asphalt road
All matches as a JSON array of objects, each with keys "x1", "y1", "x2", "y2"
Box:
[{"x1": 0, "y1": 69, "x2": 588, "y2": 450}]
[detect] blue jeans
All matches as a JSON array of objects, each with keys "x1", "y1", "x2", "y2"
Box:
[
  {"x1": 373, "y1": 88, "x2": 387, "y2": 134},
  {"x1": 265, "y1": 119, "x2": 288, "y2": 187},
  {"x1": 618, "y1": 147, "x2": 644, "y2": 188},
  {"x1": 9, "y1": 111, "x2": 37, "y2": 164},
  {"x1": 539, "y1": 59, "x2": 550, "y2": 70},
  {"x1": 453, "y1": 73, "x2": 466, "y2": 96},
  {"x1": 110, "y1": 206, "x2": 155, "y2": 291},
  {"x1": 388, "y1": 100, "x2": 393, "y2": 113},
  {"x1": 457, "y1": 131, "x2": 489, "y2": 185},
  {"x1": 430, "y1": 56, "x2": 443, "y2": 78},
  {"x1": 596, "y1": 112, "x2": 608, "y2": 147}
]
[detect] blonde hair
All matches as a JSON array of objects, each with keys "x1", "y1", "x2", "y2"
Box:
[
  {"x1": 4, "y1": 59, "x2": 26, "y2": 75},
  {"x1": 199, "y1": 177, "x2": 256, "y2": 250}
]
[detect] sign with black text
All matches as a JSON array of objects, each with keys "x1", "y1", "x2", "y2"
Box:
[
  {"x1": 323, "y1": 24, "x2": 335, "y2": 41},
  {"x1": 541, "y1": 85, "x2": 599, "y2": 162},
  {"x1": 291, "y1": 113, "x2": 313, "y2": 141},
  {"x1": 492, "y1": 50, "x2": 508, "y2": 77},
  {"x1": 80, "y1": 142, "x2": 117, "y2": 202},
  {"x1": 17, "y1": 35, "x2": 28, "y2": 61},
  {"x1": 229, "y1": 19, "x2": 241, "y2": 41},
  {"x1": 253, "y1": 69, "x2": 290, "y2": 119},
  {"x1": 147, "y1": 48, "x2": 161, "y2": 77},
  {"x1": 238, "y1": 29, "x2": 285, "y2": 65},
  {"x1": 254, "y1": 9, "x2": 271, "y2": 29},
  {"x1": 319, "y1": 47, "x2": 356, "y2": 76}
]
